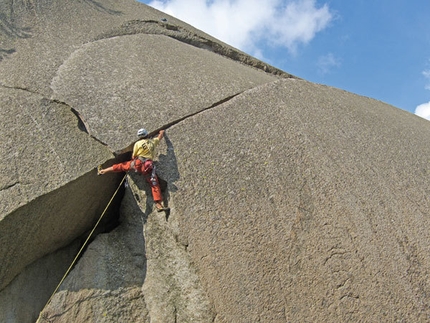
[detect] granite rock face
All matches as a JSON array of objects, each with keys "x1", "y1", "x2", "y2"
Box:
[{"x1": 1, "y1": 1, "x2": 429, "y2": 323}]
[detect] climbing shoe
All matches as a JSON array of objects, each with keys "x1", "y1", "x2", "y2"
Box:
[
  {"x1": 156, "y1": 204, "x2": 170, "y2": 213},
  {"x1": 97, "y1": 165, "x2": 103, "y2": 175}
]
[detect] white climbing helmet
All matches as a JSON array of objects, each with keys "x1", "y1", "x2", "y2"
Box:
[{"x1": 137, "y1": 128, "x2": 148, "y2": 138}]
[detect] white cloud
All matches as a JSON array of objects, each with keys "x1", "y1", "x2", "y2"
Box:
[
  {"x1": 415, "y1": 101, "x2": 430, "y2": 121},
  {"x1": 423, "y1": 69, "x2": 430, "y2": 90},
  {"x1": 416, "y1": 66, "x2": 430, "y2": 120},
  {"x1": 148, "y1": 0, "x2": 333, "y2": 56},
  {"x1": 317, "y1": 52, "x2": 341, "y2": 75},
  {"x1": 263, "y1": 0, "x2": 332, "y2": 52}
]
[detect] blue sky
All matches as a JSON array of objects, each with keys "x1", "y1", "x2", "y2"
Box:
[{"x1": 139, "y1": 0, "x2": 430, "y2": 121}]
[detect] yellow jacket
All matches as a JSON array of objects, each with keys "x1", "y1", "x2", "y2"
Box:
[{"x1": 132, "y1": 137, "x2": 160, "y2": 160}]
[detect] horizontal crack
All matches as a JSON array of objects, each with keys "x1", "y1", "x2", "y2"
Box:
[
  {"x1": 115, "y1": 92, "x2": 243, "y2": 156},
  {"x1": 93, "y1": 19, "x2": 295, "y2": 79},
  {"x1": 1, "y1": 182, "x2": 19, "y2": 191},
  {"x1": 0, "y1": 83, "x2": 38, "y2": 94},
  {"x1": 153, "y1": 92, "x2": 242, "y2": 133}
]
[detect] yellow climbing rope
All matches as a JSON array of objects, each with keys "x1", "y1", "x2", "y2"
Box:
[{"x1": 36, "y1": 174, "x2": 126, "y2": 322}]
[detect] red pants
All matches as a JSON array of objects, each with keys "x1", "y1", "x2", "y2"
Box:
[{"x1": 112, "y1": 159, "x2": 162, "y2": 202}]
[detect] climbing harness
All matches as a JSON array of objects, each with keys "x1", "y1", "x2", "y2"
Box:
[
  {"x1": 36, "y1": 174, "x2": 126, "y2": 322},
  {"x1": 130, "y1": 156, "x2": 157, "y2": 183},
  {"x1": 130, "y1": 156, "x2": 149, "y2": 172}
]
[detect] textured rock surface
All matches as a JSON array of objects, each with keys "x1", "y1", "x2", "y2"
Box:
[
  {"x1": 1, "y1": 0, "x2": 429, "y2": 323},
  {"x1": 38, "y1": 184, "x2": 150, "y2": 323},
  {"x1": 0, "y1": 241, "x2": 81, "y2": 323},
  {"x1": 50, "y1": 32, "x2": 278, "y2": 151},
  {"x1": 40, "y1": 174, "x2": 214, "y2": 322},
  {"x1": 166, "y1": 79, "x2": 430, "y2": 322},
  {"x1": 0, "y1": 86, "x2": 122, "y2": 290}
]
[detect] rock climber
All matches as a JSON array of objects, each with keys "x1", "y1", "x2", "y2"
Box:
[{"x1": 98, "y1": 128, "x2": 169, "y2": 212}]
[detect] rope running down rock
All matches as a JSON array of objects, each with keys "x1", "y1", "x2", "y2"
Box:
[{"x1": 36, "y1": 174, "x2": 126, "y2": 322}]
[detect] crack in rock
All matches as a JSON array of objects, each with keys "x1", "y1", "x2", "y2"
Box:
[
  {"x1": 68, "y1": 106, "x2": 111, "y2": 151},
  {"x1": 92, "y1": 19, "x2": 295, "y2": 79},
  {"x1": 0, "y1": 181, "x2": 19, "y2": 191},
  {"x1": 154, "y1": 92, "x2": 243, "y2": 133},
  {"x1": 115, "y1": 92, "x2": 244, "y2": 156},
  {"x1": 70, "y1": 108, "x2": 90, "y2": 134},
  {"x1": 0, "y1": 84, "x2": 114, "y2": 153},
  {"x1": 0, "y1": 82, "x2": 37, "y2": 94}
]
